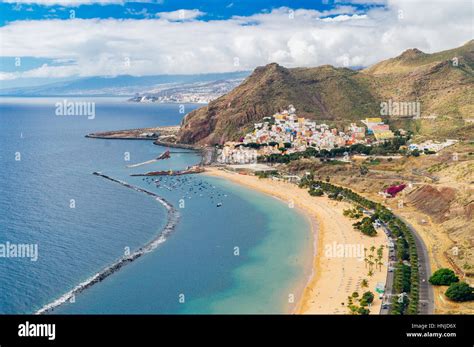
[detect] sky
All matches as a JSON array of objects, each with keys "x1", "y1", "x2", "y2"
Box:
[{"x1": 0, "y1": 0, "x2": 473, "y2": 87}]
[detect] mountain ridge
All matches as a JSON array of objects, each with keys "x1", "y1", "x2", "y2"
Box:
[
  {"x1": 0, "y1": 71, "x2": 250, "y2": 96},
  {"x1": 178, "y1": 40, "x2": 474, "y2": 145}
]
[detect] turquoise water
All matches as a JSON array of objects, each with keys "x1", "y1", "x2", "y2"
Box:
[{"x1": 0, "y1": 97, "x2": 312, "y2": 314}]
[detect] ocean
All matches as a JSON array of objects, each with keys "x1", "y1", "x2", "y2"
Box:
[{"x1": 0, "y1": 97, "x2": 312, "y2": 314}]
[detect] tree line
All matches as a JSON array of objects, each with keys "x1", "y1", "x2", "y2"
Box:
[{"x1": 299, "y1": 178, "x2": 420, "y2": 314}]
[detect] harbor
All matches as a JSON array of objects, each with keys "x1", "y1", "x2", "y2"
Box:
[{"x1": 130, "y1": 166, "x2": 205, "y2": 177}]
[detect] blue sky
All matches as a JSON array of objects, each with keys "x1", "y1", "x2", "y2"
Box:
[
  {"x1": 0, "y1": 1, "x2": 381, "y2": 25},
  {"x1": 0, "y1": 0, "x2": 472, "y2": 88}
]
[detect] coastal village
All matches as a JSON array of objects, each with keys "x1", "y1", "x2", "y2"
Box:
[
  {"x1": 217, "y1": 105, "x2": 389, "y2": 164},
  {"x1": 216, "y1": 105, "x2": 457, "y2": 165}
]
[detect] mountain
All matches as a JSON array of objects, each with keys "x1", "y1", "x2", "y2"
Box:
[
  {"x1": 178, "y1": 63, "x2": 379, "y2": 144},
  {"x1": 362, "y1": 40, "x2": 474, "y2": 139},
  {"x1": 0, "y1": 71, "x2": 250, "y2": 96},
  {"x1": 178, "y1": 40, "x2": 474, "y2": 145}
]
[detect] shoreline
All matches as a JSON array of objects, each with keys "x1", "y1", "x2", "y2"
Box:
[
  {"x1": 83, "y1": 131, "x2": 388, "y2": 314},
  {"x1": 292, "y1": 210, "x2": 320, "y2": 314},
  {"x1": 203, "y1": 167, "x2": 388, "y2": 314},
  {"x1": 202, "y1": 168, "x2": 317, "y2": 314}
]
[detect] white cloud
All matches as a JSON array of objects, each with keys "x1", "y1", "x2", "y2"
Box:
[
  {"x1": 0, "y1": 0, "x2": 472, "y2": 80},
  {"x1": 0, "y1": 71, "x2": 17, "y2": 81},
  {"x1": 155, "y1": 9, "x2": 205, "y2": 21},
  {"x1": 320, "y1": 14, "x2": 367, "y2": 22}
]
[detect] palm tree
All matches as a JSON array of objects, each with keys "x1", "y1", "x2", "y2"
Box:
[
  {"x1": 376, "y1": 255, "x2": 382, "y2": 268},
  {"x1": 368, "y1": 255, "x2": 374, "y2": 270},
  {"x1": 377, "y1": 245, "x2": 384, "y2": 258},
  {"x1": 361, "y1": 279, "x2": 369, "y2": 289},
  {"x1": 368, "y1": 260, "x2": 375, "y2": 272},
  {"x1": 378, "y1": 260, "x2": 383, "y2": 271},
  {"x1": 368, "y1": 270, "x2": 374, "y2": 277}
]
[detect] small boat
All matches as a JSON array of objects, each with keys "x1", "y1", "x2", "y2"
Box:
[
  {"x1": 130, "y1": 166, "x2": 204, "y2": 177},
  {"x1": 216, "y1": 203, "x2": 222, "y2": 207}
]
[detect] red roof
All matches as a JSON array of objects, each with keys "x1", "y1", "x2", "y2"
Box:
[{"x1": 385, "y1": 184, "x2": 406, "y2": 197}]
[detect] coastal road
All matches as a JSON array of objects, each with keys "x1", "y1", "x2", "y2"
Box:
[
  {"x1": 379, "y1": 223, "x2": 394, "y2": 315},
  {"x1": 395, "y1": 214, "x2": 434, "y2": 314},
  {"x1": 365, "y1": 210, "x2": 432, "y2": 314}
]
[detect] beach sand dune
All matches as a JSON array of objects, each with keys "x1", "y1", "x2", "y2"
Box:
[{"x1": 204, "y1": 168, "x2": 388, "y2": 314}]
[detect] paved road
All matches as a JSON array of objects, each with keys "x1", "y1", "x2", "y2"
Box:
[
  {"x1": 396, "y1": 214, "x2": 434, "y2": 314},
  {"x1": 379, "y1": 223, "x2": 395, "y2": 314},
  {"x1": 365, "y1": 210, "x2": 434, "y2": 314}
]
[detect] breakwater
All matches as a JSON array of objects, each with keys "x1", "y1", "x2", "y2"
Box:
[
  {"x1": 35, "y1": 172, "x2": 179, "y2": 314},
  {"x1": 153, "y1": 139, "x2": 198, "y2": 150}
]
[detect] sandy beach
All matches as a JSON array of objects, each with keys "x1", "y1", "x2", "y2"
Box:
[{"x1": 204, "y1": 167, "x2": 388, "y2": 314}]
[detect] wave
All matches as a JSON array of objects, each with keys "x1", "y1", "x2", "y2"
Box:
[{"x1": 35, "y1": 172, "x2": 179, "y2": 315}]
